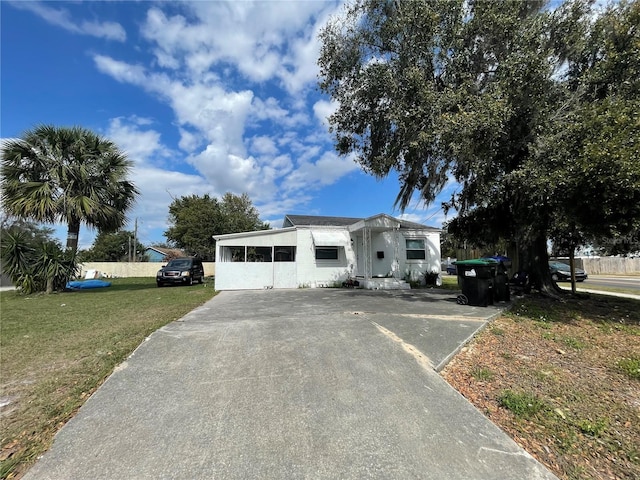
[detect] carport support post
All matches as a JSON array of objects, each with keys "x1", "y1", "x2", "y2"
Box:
[{"x1": 364, "y1": 227, "x2": 372, "y2": 279}]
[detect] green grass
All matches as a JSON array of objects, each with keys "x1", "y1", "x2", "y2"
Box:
[
  {"x1": 617, "y1": 356, "x2": 640, "y2": 380},
  {"x1": 439, "y1": 274, "x2": 459, "y2": 290},
  {"x1": 559, "y1": 283, "x2": 640, "y2": 297},
  {"x1": 498, "y1": 390, "x2": 548, "y2": 418},
  {"x1": 0, "y1": 277, "x2": 217, "y2": 478},
  {"x1": 470, "y1": 366, "x2": 495, "y2": 381}
]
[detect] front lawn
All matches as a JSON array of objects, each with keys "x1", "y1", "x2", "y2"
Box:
[
  {"x1": 442, "y1": 293, "x2": 640, "y2": 479},
  {"x1": 0, "y1": 278, "x2": 217, "y2": 479}
]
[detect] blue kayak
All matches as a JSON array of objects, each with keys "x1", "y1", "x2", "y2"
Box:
[{"x1": 66, "y1": 280, "x2": 112, "y2": 290}]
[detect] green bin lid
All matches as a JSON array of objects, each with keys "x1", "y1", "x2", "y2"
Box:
[{"x1": 454, "y1": 258, "x2": 499, "y2": 266}]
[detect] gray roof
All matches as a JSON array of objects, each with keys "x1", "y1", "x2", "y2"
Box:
[
  {"x1": 283, "y1": 215, "x2": 363, "y2": 227},
  {"x1": 283, "y1": 214, "x2": 439, "y2": 231},
  {"x1": 397, "y1": 218, "x2": 438, "y2": 230}
]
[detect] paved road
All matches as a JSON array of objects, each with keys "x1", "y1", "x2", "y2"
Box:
[
  {"x1": 583, "y1": 275, "x2": 640, "y2": 292},
  {"x1": 24, "y1": 289, "x2": 556, "y2": 480}
]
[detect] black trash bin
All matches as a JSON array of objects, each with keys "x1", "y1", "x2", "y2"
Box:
[{"x1": 454, "y1": 259, "x2": 498, "y2": 306}]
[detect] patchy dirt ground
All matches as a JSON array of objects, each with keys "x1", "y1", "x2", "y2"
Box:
[{"x1": 441, "y1": 293, "x2": 640, "y2": 480}]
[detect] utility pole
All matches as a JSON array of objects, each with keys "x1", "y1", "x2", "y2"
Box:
[{"x1": 133, "y1": 218, "x2": 138, "y2": 262}]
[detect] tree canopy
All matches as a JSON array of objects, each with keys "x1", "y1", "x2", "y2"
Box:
[
  {"x1": 318, "y1": 0, "x2": 640, "y2": 291},
  {"x1": 1, "y1": 125, "x2": 139, "y2": 253},
  {"x1": 164, "y1": 193, "x2": 268, "y2": 260},
  {"x1": 79, "y1": 230, "x2": 146, "y2": 262}
]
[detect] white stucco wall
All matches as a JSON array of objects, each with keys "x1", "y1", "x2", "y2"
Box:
[
  {"x1": 214, "y1": 225, "x2": 441, "y2": 290},
  {"x1": 294, "y1": 228, "x2": 356, "y2": 288},
  {"x1": 369, "y1": 231, "x2": 396, "y2": 277},
  {"x1": 214, "y1": 229, "x2": 298, "y2": 290},
  {"x1": 401, "y1": 231, "x2": 441, "y2": 282},
  {"x1": 79, "y1": 262, "x2": 216, "y2": 278}
]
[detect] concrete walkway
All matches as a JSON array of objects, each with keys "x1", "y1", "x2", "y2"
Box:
[{"x1": 24, "y1": 289, "x2": 556, "y2": 479}]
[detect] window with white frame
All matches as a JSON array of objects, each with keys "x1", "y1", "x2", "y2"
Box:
[
  {"x1": 221, "y1": 246, "x2": 296, "y2": 262},
  {"x1": 231, "y1": 246, "x2": 246, "y2": 262},
  {"x1": 405, "y1": 239, "x2": 426, "y2": 260},
  {"x1": 315, "y1": 247, "x2": 339, "y2": 260},
  {"x1": 247, "y1": 246, "x2": 273, "y2": 262},
  {"x1": 274, "y1": 246, "x2": 296, "y2": 262}
]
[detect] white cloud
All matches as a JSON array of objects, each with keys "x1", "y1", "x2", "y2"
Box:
[
  {"x1": 178, "y1": 128, "x2": 201, "y2": 152},
  {"x1": 94, "y1": 55, "x2": 147, "y2": 85},
  {"x1": 103, "y1": 117, "x2": 215, "y2": 243},
  {"x1": 283, "y1": 151, "x2": 359, "y2": 193},
  {"x1": 140, "y1": 1, "x2": 338, "y2": 90},
  {"x1": 251, "y1": 97, "x2": 289, "y2": 123},
  {"x1": 10, "y1": 1, "x2": 126, "y2": 41},
  {"x1": 250, "y1": 136, "x2": 278, "y2": 156},
  {"x1": 313, "y1": 99, "x2": 338, "y2": 129},
  {"x1": 130, "y1": 165, "x2": 213, "y2": 227},
  {"x1": 278, "y1": 7, "x2": 335, "y2": 94},
  {"x1": 105, "y1": 117, "x2": 172, "y2": 164},
  {"x1": 90, "y1": 1, "x2": 366, "y2": 229}
]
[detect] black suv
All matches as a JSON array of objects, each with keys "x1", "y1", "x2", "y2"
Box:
[{"x1": 156, "y1": 257, "x2": 205, "y2": 287}]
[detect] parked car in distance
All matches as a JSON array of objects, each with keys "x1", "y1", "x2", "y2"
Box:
[
  {"x1": 156, "y1": 257, "x2": 204, "y2": 287},
  {"x1": 549, "y1": 261, "x2": 587, "y2": 282},
  {"x1": 446, "y1": 264, "x2": 457, "y2": 275}
]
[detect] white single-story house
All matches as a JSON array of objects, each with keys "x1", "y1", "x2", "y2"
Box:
[{"x1": 213, "y1": 214, "x2": 441, "y2": 290}]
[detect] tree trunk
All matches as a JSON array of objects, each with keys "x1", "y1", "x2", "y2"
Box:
[
  {"x1": 569, "y1": 247, "x2": 577, "y2": 294},
  {"x1": 521, "y1": 234, "x2": 563, "y2": 296},
  {"x1": 66, "y1": 220, "x2": 80, "y2": 253},
  {"x1": 46, "y1": 276, "x2": 53, "y2": 295}
]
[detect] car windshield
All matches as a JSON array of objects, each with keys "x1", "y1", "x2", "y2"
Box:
[{"x1": 167, "y1": 259, "x2": 191, "y2": 268}]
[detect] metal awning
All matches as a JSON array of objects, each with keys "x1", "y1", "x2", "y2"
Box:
[{"x1": 311, "y1": 230, "x2": 351, "y2": 247}]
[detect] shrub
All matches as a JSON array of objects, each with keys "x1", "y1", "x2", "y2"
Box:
[
  {"x1": 1, "y1": 228, "x2": 78, "y2": 294},
  {"x1": 498, "y1": 390, "x2": 547, "y2": 418}
]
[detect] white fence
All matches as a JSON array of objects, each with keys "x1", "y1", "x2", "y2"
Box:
[
  {"x1": 575, "y1": 257, "x2": 640, "y2": 275},
  {"x1": 80, "y1": 262, "x2": 216, "y2": 279}
]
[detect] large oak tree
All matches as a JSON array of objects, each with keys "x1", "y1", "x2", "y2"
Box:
[{"x1": 318, "y1": 0, "x2": 640, "y2": 293}]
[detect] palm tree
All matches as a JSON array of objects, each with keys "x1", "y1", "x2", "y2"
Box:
[{"x1": 1, "y1": 125, "x2": 139, "y2": 253}]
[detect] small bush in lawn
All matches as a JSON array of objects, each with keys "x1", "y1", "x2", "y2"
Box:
[
  {"x1": 498, "y1": 390, "x2": 547, "y2": 418},
  {"x1": 577, "y1": 418, "x2": 608, "y2": 437},
  {"x1": 617, "y1": 357, "x2": 640, "y2": 380}
]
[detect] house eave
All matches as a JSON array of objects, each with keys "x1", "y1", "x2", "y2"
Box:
[{"x1": 213, "y1": 227, "x2": 297, "y2": 241}]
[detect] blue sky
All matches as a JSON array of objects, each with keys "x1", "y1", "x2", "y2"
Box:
[{"x1": 1, "y1": 1, "x2": 454, "y2": 249}]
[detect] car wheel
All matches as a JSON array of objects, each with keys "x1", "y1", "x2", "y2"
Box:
[
  {"x1": 186, "y1": 277, "x2": 193, "y2": 286},
  {"x1": 157, "y1": 282, "x2": 163, "y2": 288}
]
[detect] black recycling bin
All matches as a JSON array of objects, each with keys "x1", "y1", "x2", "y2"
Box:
[{"x1": 454, "y1": 259, "x2": 498, "y2": 306}]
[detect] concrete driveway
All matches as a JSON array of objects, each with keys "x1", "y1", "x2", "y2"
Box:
[{"x1": 24, "y1": 289, "x2": 556, "y2": 479}]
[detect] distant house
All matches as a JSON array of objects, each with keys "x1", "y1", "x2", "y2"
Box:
[
  {"x1": 213, "y1": 213, "x2": 441, "y2": 290},
  {"x1": 144, "y1": 246, "x2": 187, "y2": 262}
]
